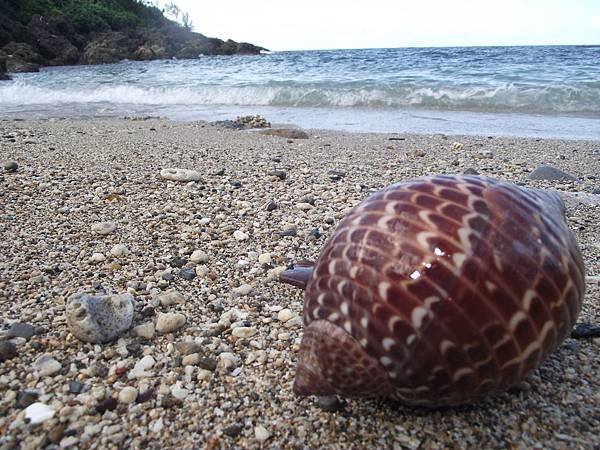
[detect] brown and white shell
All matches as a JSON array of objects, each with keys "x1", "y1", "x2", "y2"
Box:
[{"x1": 281, "y1": 175, "x2": 585, "y2": 406}]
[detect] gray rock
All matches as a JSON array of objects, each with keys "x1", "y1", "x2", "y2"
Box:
[
  {"x1": 528, "y1": 165, "x2": 580, "y2": 182},
  {"x1": 8, "y1": 322, "x2": 35, "y2": 339},
  {"x1": 4, "y1": 161, "x2": 18, "y2": 173},
  {"x1": 66, "y1": 293, "x2": 134, "y2": 343},
  {"x1": 33, "y1": 355, "x2": 61, "y2": 376}
]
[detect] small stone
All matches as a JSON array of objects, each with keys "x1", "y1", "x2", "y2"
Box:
[
  {"x1": 296, "y1": 202, "x2": 313, "y2": 211},
  {"x1": 169, "y1": 257, "x2": 187, "y2": 268},
  {"x1": 268, "y1": 170, "x2": 286, "y2": 180},
  {"x1": 136, "y1": 388, "x2": 155, "y2": 403},
  {"x1": 198, "y1": 357, "x2": 217, "y2": 371},
  {"x1": 277, "y1": 309, "x2": 295, "y2": 322},
  {"x1": 4, "y1": 161, "x2": 18, "y2": 172},
  {"x1": 141, "y1": 306, "x2": 155, "y2": 317},
  {"x1": 158, "y1": 290, "x2": 184, "y2": 306},
  {"x1": 160, "y1": 168, "x2": 202, "y2": 182},
  {"x1": 25, "y1": 402, "x2": 55, "y2": 424},
  {"x1": 266, "y1": 200, "x2": 278, "y2": 211},
  {"x1": 571, "y1": 322, "x2": 600, "y2": 339},
  {"x1": 48, "y1": 424, "x2": 65, "y2": 444},
  {"x1": 232, "y1": 284, "x2": 253, "y2": 297},
  {"x1": 233, "y1": 230, "x2": 249, "y2": 241},
  {"x1": 171, "y1": 384, "x2": 189, "y2": 400},
  {"x1": 528, "y1": 165, "x2": 580, "y2": 182},
  {"x1": 258, "y1": 253, "x2": 272, "y2": 265},
  {"x1": 68, "y1": 381, "x2": 84, "y2": 395},
  {"x1": 118, "y1": 386, "x2": 138, "y2": 404},
  {"x1": 8, "y1": 322, "x2": 35, "y2": 339},
  {"x1": 175, "y1": 341, "x2": 202, "y2": 356},
  {"x1": 190, "y1": 250, "x2": 209, "y2": 263},
  {"x1": 91, "y1": 221, "x2": 116, "y2": 235},
  {"x1": 232, "y1": 327, "x2": 257, "y2": 338},
  {"x1": 316, "y1": 395, "x2": 345, "y2": 412},
  {"x1": 96, "y1": 397, "x2": 117, "y2": 414},
  {"x1": 156, "y1": 312, "x2": 186, "y2": 334},
  {"x1": 17, "y1": 391, "x2": 39, "y2": 408},
  {"x1": 90, "y1": 252, "x2": 106, "y2": 263},
  {"x1": 476, "y1": 150, "x2": 494, "y2": 159},
  {"x1": 223, "y1": 424, "x2": 243, "y2": 437},
  {"x1": 132, "y1": 322, "x2": 155, "y2": 339},
  {"x1": 33, "y1": 355, "x2": 61, "y2": 376},
  {"x1": 180, "y1": 268, "x2": 196, "y2": 280},
  {"x1": 182, "y1": 353, "x2": 201, "y2": 366},
  {"x1": 254, "y1": 425, "x2": 271, "y2": 443},
  {"x1": 110, "y1": 244, "x2": 129, "y2": 257},
  {"x1": 59, "y1": 436, "x2": 79, "y2": 448},
  {"x1": 129, "y1": 355, "x2": 155, "y2": 379},
  {"x1": 66, "y1": 293, "x2": 134, "y2": 344},
  {"x1": 463, "y1": 168, "x2": 479, "y2": 175},
  {"x1": 279, "y1": 226, "x2": 297, "y2": 237}
]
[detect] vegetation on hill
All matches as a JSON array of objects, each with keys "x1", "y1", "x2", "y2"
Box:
[{"x1": 0, "y1": 0, "x2": 265, "y2": 78}]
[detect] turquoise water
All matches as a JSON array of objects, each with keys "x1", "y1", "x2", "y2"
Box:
[{"x1": 1, "y1": 46, "x2": 599, "y2": 138}]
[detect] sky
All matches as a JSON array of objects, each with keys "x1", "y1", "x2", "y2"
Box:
[{"x1": 166, "y1": 0, "x2": 600, "y2": 51}]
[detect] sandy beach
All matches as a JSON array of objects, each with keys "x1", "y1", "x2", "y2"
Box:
[{"x1": 0, "y1": 117, "x2": 598, "y2": 449}]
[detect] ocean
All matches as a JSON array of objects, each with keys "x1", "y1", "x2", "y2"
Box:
[{"x1": 1, "y1": 45, "x2": 599, "y2": 139}]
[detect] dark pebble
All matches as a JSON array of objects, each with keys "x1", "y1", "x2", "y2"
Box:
[
  {"x1": 592, "y1": 188, "x2": 600, "y2": 195},
  {"x1": 308, "y1": 228, "x2": 322, "y2": 239},
  {"x1": 8, "y1": 322, "x2": 36, "y2": 340},
  {"x1": 17, "y1": 391, "x2": 39, "y2": 408},
  {"x1": 279, "y1": 227, "x2": 298, "y2": 237},
  {"x1": 68, "y1": 380, "x2": 84, "y2": 395},
  {"x1": 47, "y1": 424, "x2": 65, "y2": 444},
  {"x1": 0, "y1": 341, "x2": 17, "y2": 361},
  {"x1": 266, "y1": 200, "x2": 278, "y2": 212},
  {"x1": 136, "y1": 388, "x2": 155, "y2": 403},
  {"x1": 451, "y1": 159, "x2": 460, "y2": 166},
  {"x1": 270, "y1": 156, "x2": 281, "y2": 162},
  {"x1": 198, "y1": 357, "x2": 217, "y2": 371},
  {"x1": 316, "y1": 395, "x2": 345, "y2": 412},
  {"x1": 161, "y1": 272, "x2": 175, "y2": 281},
  {"x1": 4, "y1": 161, "x2": 18, "y2": 172},
  {"x1": 230, "y1": 180, "x2": 242, "y2": 188},
  {"x1": 328, "y1": 170, "x2": 346, "y2": 181},
  {"x1": 161, "y1": 396, "x2": 183, "y2": 409},
  {"x1": 528, "y1": 164, "x2": 580, "y2": 182},
  {"x1": 268, "y1": 170, "x2": 286, "y2": 180},
  {"x1": 169, "y1": 257, "x2": 187, "y2": 268},
  {"x1": 223, "y1": 424, "x2": 243, "y2": 437},
  {"x1": 300, "y1": 195, "x2": 316, "y2": 206},
  {"x1": 96, "y1": 397, "x2": 118, "y2": 414},
  {"x1": 388, "y1": 137, "x2": 405, "y2": 141},
  {"x1": 142, "y1": 306, "x2": 155, "y2": 317},
  {"x1": 571, "y1": 322, "x2": 600, "y2": 339},
  {"x1": 211, "y1": 168, "x2": 226, "y2": 176},
  {"x1": 126, "y1": 341, "x2": 142, "y2": 356},
  {"x1": 179, "y1": 268, "x2": 196, "y2": 280},
  {"x1": 90, "y1": 363, "x2": 109, "y2": 378},
  {"x1": 464, "y1": 168, "x2": 479, "y2": 175}
]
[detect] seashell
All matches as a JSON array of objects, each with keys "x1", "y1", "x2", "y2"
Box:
[
  {"x1": 66, "y1": 292, "x2": 134, "y2": 343},
  {"x1": 281, "y1": 175, "x2": 585, "y2": 406}
]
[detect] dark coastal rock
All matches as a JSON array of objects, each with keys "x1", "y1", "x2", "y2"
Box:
[
  {"x1": 82, "y1": 32, "x2": 136, "y2": 65},
  {"x1": 2, "y1": 42, "x2": 42, "y2": 73},
  {"x1": 260, "y1": 129, "x2": 309, "y2": 140},
  {"x1": 0, "y1": 50, "x2": 10, "y2": 80},
  {"x1": 528, "y1": 165, "x2": 580, "y2": 182},
  {"x1": 28, "y1": 15, "x2": 80, "y2": 66}
]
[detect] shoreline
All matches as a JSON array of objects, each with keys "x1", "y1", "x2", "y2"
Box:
[{"x1": 0, "y1": 117, "x2": 598, "y2": 449}]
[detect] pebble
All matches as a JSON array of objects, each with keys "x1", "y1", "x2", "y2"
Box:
[
  {"x1": 316, "y1": 395, "x2": 345, "y2": 412},
  {"x1": 296, "y1": 202, "x2": 313, "y2": 210},
  {"x1": 254, "y1": 425, "x2": 271, "y2": 443},
  {"x1": 277, "y1": 309, "x2": 295, "y2": 322},
  {"x1": 33, "y1": 355, "x2": 62, "y2": 376},
  {"x1": 65, "y1": 293, "x2": 134, "y2": 343},
  {"x1": 179, "y1": 268, "x2": 196, "y2": 280},
  {"x1": 269, "y1": 170, "x2": 287, "y2": 180},
  {"x1": 232, "y1": 326, "x2": 258, "y2": 338},
  {"x1": 8, "y1": 322, "x2": 35, "y2": 339},
  {"x1": 233, "y1": 230, "x2": 249, "y2": 241},
  {"x1": 17, "y1": 391, "x2": 39, "y2": 408},
  {"x1": 129, "y1": 355, "x2": 155, "y2": 379},
  {"x1": 118, "y1": 386, "x2": 138, "y2": 404},
  {"x1": 160, "y1": 168, "x2": 202, "y2": 182},
  {"x1": 222, "y1": 424, "x2": 243, "y2": 437},
  {"x1": 110, "y1": 244, "x2": 129, "y2": 257},
  {"x1": 571, "y1": 322, "x2": 600, "y2": 338},
  {"x1": 68, "y1": 381, "x2": 84, "y2": 395},
  {"x1": 91, "y1": 221, "x2": 116, "y2": 235},
  {"x1": 132, "y1": 322, "x2": 155, "y2": 339},
  {"x1": 258, "y1": 252, "x2": 272, "y2": 265},
  {"x1": 266, "y1": 200, "x2": 278, "y2": 211},
  {"x1": 90, "y1": 252, "x2": 106, "y2": 263},
  {"x1": 171, "y1": 384, "x2": 189, "y2": 400},
  {"x1": 190, "y1": 249, "x2": 209, "y2": 263},
  {"x1": 175, "y1": 340, "x2": 202, "y2": 355},
  {"x1": 24, "y1": 402, "x2": 55, "y2": 424},
  {"x1": 156, "y1": 312, "x2": 187, "y2": 334},
  {"x1": 232, "y1": 284, "x2": 253, "y2": 297},
  {"x1": 59, "y1": 436, "x2": 79, "y2": 448},
  {"x1": 279, "y1": 226, "x2": 297, "y2": 237},
  {"x1": 182, "y1": 353, "x2": 201, "y2": 366},
  {"x1": 528, "y1": 164, "x2": 580, "y2": 182},
  {"x1": 4, "y1": 161, "x2": 18, "y2": 172},
  {"x1": 158, "y1": 289, "x2": 184, "y2": 306}
]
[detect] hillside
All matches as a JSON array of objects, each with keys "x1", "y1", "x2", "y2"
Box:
[{"x1": 0, "y1": 0, "x2": 266, "y2": 79}]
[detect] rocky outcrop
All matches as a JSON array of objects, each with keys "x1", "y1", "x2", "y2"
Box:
[
  {"x1": 0, "y1": 7, "x2": 266, "y2": 74},
  {"x1": 0, "y1": 50, "x2": 10, "y2": 80}
]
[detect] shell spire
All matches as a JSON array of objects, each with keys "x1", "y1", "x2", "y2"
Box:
[{"x1": 281, "y1": 175, "x2": 585, "y2": 406}]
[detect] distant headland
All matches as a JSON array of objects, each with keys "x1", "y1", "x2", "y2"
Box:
[{"x1": 0, "y1": 0, "x2": 266, "y2": 79}]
